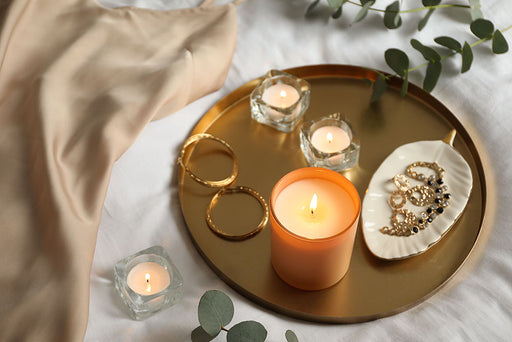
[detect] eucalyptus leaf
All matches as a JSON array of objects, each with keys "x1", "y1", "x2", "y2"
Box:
[
  {"x1": 461, "y1": 42, "x2": 473, "y2": 73},
  {"x1": 332, "y1": 6, "x2": 342, "y2": 19},
  {"x1": 353, "y1": 0, "x2": 374, "y2": 23},
  {"x1": 468, "y1": 0, "x2": 484, "y2": 21},
  {"x1": 470, "y1": 19, "x2": 494, "y2": 39},
  {"x1": 305, "y1": 0, "x2": 320, "y2": 17},
  {"x1": 370, "y1": 73, "x2": 387, "y2": 103},
  {"x1": 492, "y1": 30, "x2": 509, "y2": 54},
  {"x1": 384, "y1": 1, "x2": 402, "y2": 29},
  {"x1": 385, "y1": 48, "x2": 409, "y2": 77},
  {"x1": 285, "y1": 330, "x2": 299, "y2": 342},
  {"x1": 192, "y1": 327, "x2": 217, "y2": 342},
  {"x1": 418, "y1": 8, "x2": 435, "y2": 31},
  {"x1": 422, "y1": 0, "x2": 441, "y2": 6},
  {"x1": 434, "y1": 36, "x2": 462, "y2": 52},
  {"x1": 423, "y1": 61, "x2": 442, "y2": 93},
  {"x1": 198, "y1": 290, "x2": 235, "y2": 337},
  {"x1": 411, "y1": 39, "x2": 441, "y2": 62},
  {"x1": 328, "y1": 0, "x2": 344, "y2": 8},
  {"x1": 226, "y1": 321, "x2": 267, "y2": 342},
  {"x1": 400, "y1": 72, "x2": 409, "y2": 96}
]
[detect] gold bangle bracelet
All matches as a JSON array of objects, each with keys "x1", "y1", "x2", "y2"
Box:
[
  {"x1": 177, "y1": 133, "x2": 238, "y2": 188},
  {"x1": 206, "y1": 186, "x2": 269, "y2": 241}
]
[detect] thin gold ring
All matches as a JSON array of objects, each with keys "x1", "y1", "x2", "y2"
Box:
[
  {"x1": 177, "y1": 133, "x2": 238, "y2": 188},
  {"x1": 206, "y1": 186, "x2": 269, "y2": 241}
]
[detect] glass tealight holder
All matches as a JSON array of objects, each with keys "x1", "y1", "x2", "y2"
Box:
[
  {"x1": 300, "y1": 114, "x2": 360, "y2": 172},
  {"x1": 250, "y1": 70, "x2": 311, "y2": 132},
  {"x1": 114, "y1": 245, "x2": 183, "y2": 320}
]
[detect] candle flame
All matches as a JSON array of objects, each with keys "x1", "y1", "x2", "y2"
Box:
[
  {"x1": 326, "y1": 132, "x2": 333, "y2": 144},
  {"x1": 309, "y1": 193, "x2": 318, "y2": 215},
  {"x1": 145, "y1": 273, "x2": 151, "y2": 293},
  {"x1": 280, "y1": 90, "x2": 287, "y2": 98}
]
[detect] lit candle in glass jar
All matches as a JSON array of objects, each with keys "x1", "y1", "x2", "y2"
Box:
[
  {"x1": 262, "y1": 84, "x2": 300, "y2": 109},
  {"x1": 270, "y1": 167, "x2": 360, "y2": 290},
  {"x1": 250, "y1": 70, "x2": 311, "y2": 132},
  {"x1": 310, "y1": 126, "x2": 351, "y2": 153}
]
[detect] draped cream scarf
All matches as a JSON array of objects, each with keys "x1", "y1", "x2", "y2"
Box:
[{"x1": 0, "y1": 0, "x2": 239, "y2": 340}]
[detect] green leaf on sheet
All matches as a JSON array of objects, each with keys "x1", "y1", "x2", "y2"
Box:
[
  {"x1": 332, "y1": 6, "x2": 343, "y2": 19},
  {"x1": 418, "y1": 8, "x2": 435, "y2": 31},
  {"x1": 422, "y1": 0, "x2": 441, "y2": 5},
  {"x1": 328, "y1": 0, "x2": 344, "y2": 8},
  {"x1": 470, "y1": 19, "x2": 494, "y2": 39},
  {"x1": 305, "y1": 0, "x2": 320, "y2": 17},
  {"x1": 492, "y1": 30, "x2": 509, "y2": 54},
  {"x1": 400, "y1": 72, "x2": 409, "y2": 96},
  {"x1": 353, "y1": 0, "x2": 375, "y2": 23},
  {"x1": 385, "y1": 48, "x2": 409, "y2": 77},
  {"x1": 423, "y1": 61, "x2": 442, "y2": 93},
  {"x1": 461, "y1": 42, "x2": 473, "y2": 73},
  {"x1": 198, "y1": 290, "x2": 234, "y2": 337},
  {"x1": 191, "y1": 327, "x2": 217, "y2": 342},
  {"x1": 434, "y1": 36, "x2": 462, "y2": 52},
  {"x1": 370, "y1": 73, "x2": 388, "y2": 103},
  {"x1": 384, "y1": 1, "x2": 402, "y2": 29},
  {"x1": 411, "y1": 39, "x2": 441, "y2": 62},
  {"x1": 468, "y1": 0, "x2": 484, "y2": 21},
  {"x1": 226, "y1": 321, "x2": 267, "y2": 342},
  {"x1": 285, "y1": 330, "x2": 299, "y2": 342}
]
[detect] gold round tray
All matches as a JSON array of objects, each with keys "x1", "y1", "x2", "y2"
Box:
[{"x1": 178, "y1": 65, "x2": 486, "y2": 323}]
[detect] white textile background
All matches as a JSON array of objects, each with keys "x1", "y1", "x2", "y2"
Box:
[{"x1": 86, "y1": 1, "x2": 512, "y2": 341}]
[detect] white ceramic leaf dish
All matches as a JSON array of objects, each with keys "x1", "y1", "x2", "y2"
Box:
[{"x1": 361, "y1": 132, "x2": 473, "y2": 260}]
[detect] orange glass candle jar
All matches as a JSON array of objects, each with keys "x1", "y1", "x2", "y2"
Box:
[{"x1": 270, "y1": 167, "x2": 361, "y2": 290}]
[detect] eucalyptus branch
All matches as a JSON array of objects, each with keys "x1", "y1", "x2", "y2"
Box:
[
  {"x1": 192, "y1": 290, "x2": 300, "y2": 342},
  {"x1": 369, "y1": 19, "x2": 510, "y2": 102},
  {"x1": 306, "y1": 1, "x2": 482, "y2": 31},
  {"x1": 344, "y1": 0, "x2": 470, "y2": 14}
]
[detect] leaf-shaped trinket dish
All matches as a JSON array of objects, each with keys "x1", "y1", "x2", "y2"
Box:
[{"x1": 362, "y1": 130, "x2": 473, "y2": 260}]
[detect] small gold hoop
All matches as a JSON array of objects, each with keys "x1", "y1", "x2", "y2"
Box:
[
  {"x1": 206, "y1": 186, "x2": 269, "y2": 241},
  {"x1": 389, "y1": 190, "x2": 406, "y2": 209},
  {"x1": 392, "y1": 174, "x2": 409, "y2": 192},
  {"x1": 406, "y1": 185, "x2": 435, "y2": 206},
  {"x1": 177, "y1": 133, "x2": 238, "y2": 188}
]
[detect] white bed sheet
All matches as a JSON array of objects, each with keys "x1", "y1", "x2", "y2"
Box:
[{"x1": 86, "y1": 1, "x2": 512, "y2": 341}]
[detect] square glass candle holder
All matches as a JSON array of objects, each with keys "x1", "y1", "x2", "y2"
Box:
[
  {"x1": 300, "y1": 114, "x2": 360, "y2": 172},
  {"x1": 250, "y1": 70, "x2": 311, "y2": 132},
  {"x1": 114, "y1": 245, "x2": 183, "y2": 320}
]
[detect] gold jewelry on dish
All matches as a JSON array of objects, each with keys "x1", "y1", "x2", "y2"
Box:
[
  {"x1": 389, "y1": 190, "x2": 406, "y2": 209},
  {"x1": 406, "y1": 161, "x2": 444, "y2": 182},
  {"x1": 406, "y1": 185, "x2": 435, "y2": 207},
  {"x1": 206, "y1": 186, "x2": 269, "y2": 241},
  {"x1": 381, "y1": 161, "x2": 451, "y2": 237},
  {"x1": 177, "y1": 133, "x2": 238, "y2": 188},
  {"x1": 392, "y1": 174, "x2": 409, "y2": 192}
]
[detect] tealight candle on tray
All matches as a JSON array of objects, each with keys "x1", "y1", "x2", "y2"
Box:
[
  {"x1": 250, "y1": 70, "x2": 310, "y2": 132},
  {"x1": 300, "y1": 114, "x2": 360, "y2": 171},
  {"x1": 270, "y1": 167, "x2": 361, "y2": 290},
  {"x1": 114, "y1": 246, "x2": 183, "y2": 320}
]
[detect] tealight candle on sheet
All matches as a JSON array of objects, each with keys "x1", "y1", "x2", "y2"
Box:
[{"x1": 114, "y1": 246, "x2": 183, "y2": 320}]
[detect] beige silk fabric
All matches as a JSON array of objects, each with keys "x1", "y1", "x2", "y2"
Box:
[{"x1": 0, "y1": 0, "x2": 238, "y2": 341}]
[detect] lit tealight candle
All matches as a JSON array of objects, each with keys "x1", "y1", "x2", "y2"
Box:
[
  {"x1": 126, "y1": 262, "x2": 171, "y2": 296},
  {"x1": 261, "y1": 84, "x2": 300, "y2": 109},
  {"x1": 311, "y1": 126, "x2": 351, "y2": 153},
  {"x1": 270, "y1": 167, "x2": 361, "y2": 290}
]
